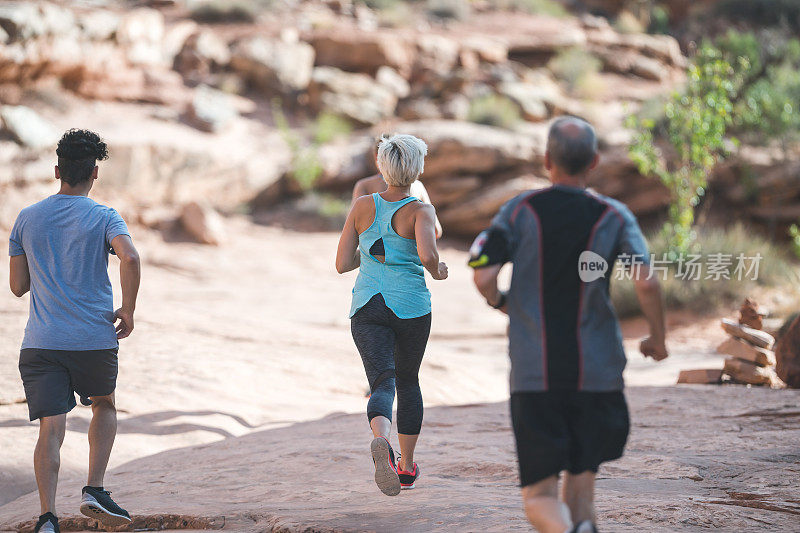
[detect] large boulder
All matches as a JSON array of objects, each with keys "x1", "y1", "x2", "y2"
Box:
[
  {"x1": 413, "y1": 34, "x2": 460, "y2": 78},
  {"x1": 115, "y1": 8, "x2": 166, "y2": 65},
  {"x1": 179, "y1": 201, "x2": 224, "y2": 245},
  {"x1": 592, "y1": 48, "x2": 668, "y2": 81},
  {"x1": 425, "y1": 175, "x2": 483, "y2": 206},
  {"x1": 393, "y1": 120, "x2": 542, "y2": 178},
  {"x1": 586, "y1": 145, "x2": 670, "y2": 216},
  {"x1": 461, "y1": 36, "x2": 508, "y2": 64},
  {"x1": 397, "y1": 98, "x2": 444, "y2": 121},
  {"x1": 230, "y1": 36, "x2": 315, "y2": 94},
  {"x1": 438, "y1": 176, "x2": 551, "y2": 236},
  {"x1": 185, "y1": 85, "x2": 238, "y2": 133},
  {"x1": 174, "y1": 29, "x2": 230, "y2": 78},
  {"x1": 65, "y1": 44, "x2": 188, "y2": 105},
  {"x1": 308, "y1": 29, "x2": 415, "y2": 76},
  {"x1": 586, "y1": 27, "x2": 685, "y2": 68},
  {"x1": 0, "y1": 2, "x2": 45, "y2": 42},
  {"x1": 77, "y1": 9, "x2": 120, "y2": 41},
  {"x1": 0, "y1": 105, "x2": 59, "y2": 149},
  {"x1": 497, "y1": 82, "x2": 550, "y2": 122},
  {"x1": 0, "y1": 2, "x2": 76, "y2": 42},
  {"x1": 314, "y1": 134, "x2": 375, "y2": 189},
  {"x1": 375, "y1": 66, "x2": 410, "y2": 99},
  {"x1": 775, "y1": 315, "x2": 800, "y2": 389},
  {"x1": 307, "y1": 67, "x2": 397, "y2": 126},
  {"x1": 504, "y1": 21, "x2": 587, "y2": 65},
  {"x1": 162, "y1": 20, "x2": 199, "y2": 65}
]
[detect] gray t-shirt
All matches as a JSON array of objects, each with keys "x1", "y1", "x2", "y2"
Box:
[
  {"x1": 470, "y1": 185, "x2": 649, "y2": 392},
  {"x1": 9, "y1": 195, "x2": 130, "y2": 351}
]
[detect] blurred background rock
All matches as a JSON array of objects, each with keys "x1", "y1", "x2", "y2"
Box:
[{"x1": 0, "y1": 0, "x2": 798, "y2": 315}]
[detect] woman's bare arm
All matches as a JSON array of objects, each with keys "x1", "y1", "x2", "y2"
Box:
[
  {"x1": 336, "y1": 200, "x2": 364, "y2": 274},
  {"x1": 414, "y1": 204, "x2": 447, "y2": 280}
]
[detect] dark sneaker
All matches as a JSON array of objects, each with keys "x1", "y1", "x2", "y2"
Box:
[
  {"x1": 370, "y1": 437, "x2": 401, "y2": 496},
  {"x1": 571, "y1": 520, "x2": 598, "y2": 533},
  {"x1": 34, "y1": 512, "x2": 59, "y2": 533},
  {"x1": 398, "y1": 462, "x2": 420, "y2": 489},
  {"x1": 80, "y1": 486, "x2": 132, "y2": 527}
]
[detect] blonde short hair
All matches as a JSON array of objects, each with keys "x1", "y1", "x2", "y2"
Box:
[{"x1": 376, "y1": 134, "x2": 428, "y2": 187}]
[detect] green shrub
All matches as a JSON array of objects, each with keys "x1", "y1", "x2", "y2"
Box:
[
  {"x1": 647, "y1": 4, "x2": 670, "y2": 34},
  {"x1": 272, "y1": 99, "x2": 322, "y2": 192},
  {"x1": 291, "y1": 148, "x2": 324, "y2": 191},
  {"x1": 611, "y1": 224, "x2": 799, "y2": 317},
  {"x1": 356, "y1": 0, "x2": 402, "y2": 10},
  {"x1": 467, "y1": 94, "x2": 521, "y2": 129},
  {"x1": 427, "y1": 0, "x2": 470, "y2": 20},
  {"x1": 374, "y1": 1, "x2": 415, "y2": 27},
  {"x1": 714, "y1": 0, "x2": 800, "y2": 34},
  {"x1": 711, "y1": 29, "x2": 800, "y2": 149},
  {"x1": 312, "y1": 112, "x2": 353, "y2": 145},
  {"x1": 189, "y1": 0, "x2": 259, "y2": 23},
  {"x1": 489, "y1": 0, "x2": 567, "y2": 17},
  {"x1": 547, "y1": 48, "x2": 603, "y2": 97},
  {"x1": 715, "y1": 29, "x2": 763, "y2": 82},
  {"x1": 292, "y1": 192, "x2": 351, "y2": 230},
  {"x1": 739, "y1": 72, "x2": 800, "y2": 148},
  {"x1": 317, "y1": 194, "x2": 351, "y2": 219},
  {"x1": 790, "y1": 224, "x2": 800, "y2": 260}
]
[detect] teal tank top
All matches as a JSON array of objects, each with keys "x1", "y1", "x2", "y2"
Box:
[{"x1": 349, "y1": 193, "x2": 432, "y2": 319}]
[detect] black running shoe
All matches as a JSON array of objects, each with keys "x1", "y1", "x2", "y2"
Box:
[
  {"x1": 34, "y1": 512, "x2": 59, "y2": 533},
  {"x1": 398, "y1": 462, "x2": 420, "y2": 490},
  {"x1": 80, "y1": 486, "x2": 132, "y2": 527},
  {"x1": 370, "y1": 437, "x2": 401, "y2": 496}
]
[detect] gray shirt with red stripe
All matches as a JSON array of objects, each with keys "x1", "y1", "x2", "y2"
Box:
[{"x1": 472, "y1": 184, "x2": 649, "y2": 393}]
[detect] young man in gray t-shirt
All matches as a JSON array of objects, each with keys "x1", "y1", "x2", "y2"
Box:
[
  {"x1": 9, "y1": 130, "x2": 141, "y2": 532},
  {"x1": 471, "y1": 117, "x2": 668, "y2": 533}
]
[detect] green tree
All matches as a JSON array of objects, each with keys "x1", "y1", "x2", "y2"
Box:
[
  {"x1": 627, "y1": 45, "x2": 746, "y2": 256},
  {"x1": 714, "y1": 29, "x2": 800, "y2": 154}
]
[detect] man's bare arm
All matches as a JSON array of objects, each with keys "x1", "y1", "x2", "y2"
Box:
[
  {"x1": 633, "y1": 264, "x2": 668, "y2": 360},
  {"x1": 352, "y1": 179, "x2": 367, "y2": 203},
  {"x1": 111, "y1": 235, "x2": 140, "y2": 339},
  {"x1": 352, "y1": 175, "x2": 386, "y2": 204},
  {"x1": 473, "y1": 264, "x2": 505, "y2": 312},
  {"x1": 9, "y1": 254, "x2": 30, "y2": 297},
  {"x1": 415, "y1": 183, "x2": 443, "y2": 239}
]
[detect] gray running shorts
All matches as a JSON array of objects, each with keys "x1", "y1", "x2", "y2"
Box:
[{"x1": 19, "y1": 348, "x2": 118, "y2": 421}]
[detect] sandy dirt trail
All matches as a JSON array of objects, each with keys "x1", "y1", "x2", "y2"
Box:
[{"x1": 1, "y1": 220, "x2": 797, "y2": 531}]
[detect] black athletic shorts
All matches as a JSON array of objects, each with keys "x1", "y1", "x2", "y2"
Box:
[
  {"x1": 19, "y1": 348, "x2": 119, "y2": 421},
  {"x1": 510, "y1": 390, "x2": 630, "y2": 487}
]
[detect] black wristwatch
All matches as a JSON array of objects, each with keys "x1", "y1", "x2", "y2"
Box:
[{"x1": 490, "y1": 291, "x2": 507, "y2": 309}]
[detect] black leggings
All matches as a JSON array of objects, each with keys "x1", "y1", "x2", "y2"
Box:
[{"x1": 351, "y1": 294, "x2": 431, "y2": 435}]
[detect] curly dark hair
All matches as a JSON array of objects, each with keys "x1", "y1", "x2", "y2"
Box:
[{"x1": 56, "y1": 129, "x2": 109, "y2": 186}]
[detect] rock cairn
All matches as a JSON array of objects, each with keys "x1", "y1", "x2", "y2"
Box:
[{"x1": 678, "y1": 299, "x2": 784, "y2": 387}]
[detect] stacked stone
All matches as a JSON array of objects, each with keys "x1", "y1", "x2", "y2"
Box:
[
  {"x1": 718, "y1": 318, "x2": 780, "y2": 387},
  {"x1": 678, "y1": 299, "x2": 784, "y2": 387}
]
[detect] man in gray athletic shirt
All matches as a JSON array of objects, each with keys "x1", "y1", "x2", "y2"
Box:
[{"x1": 470, "y1": 116, "x2": 668, "y2": 533}]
